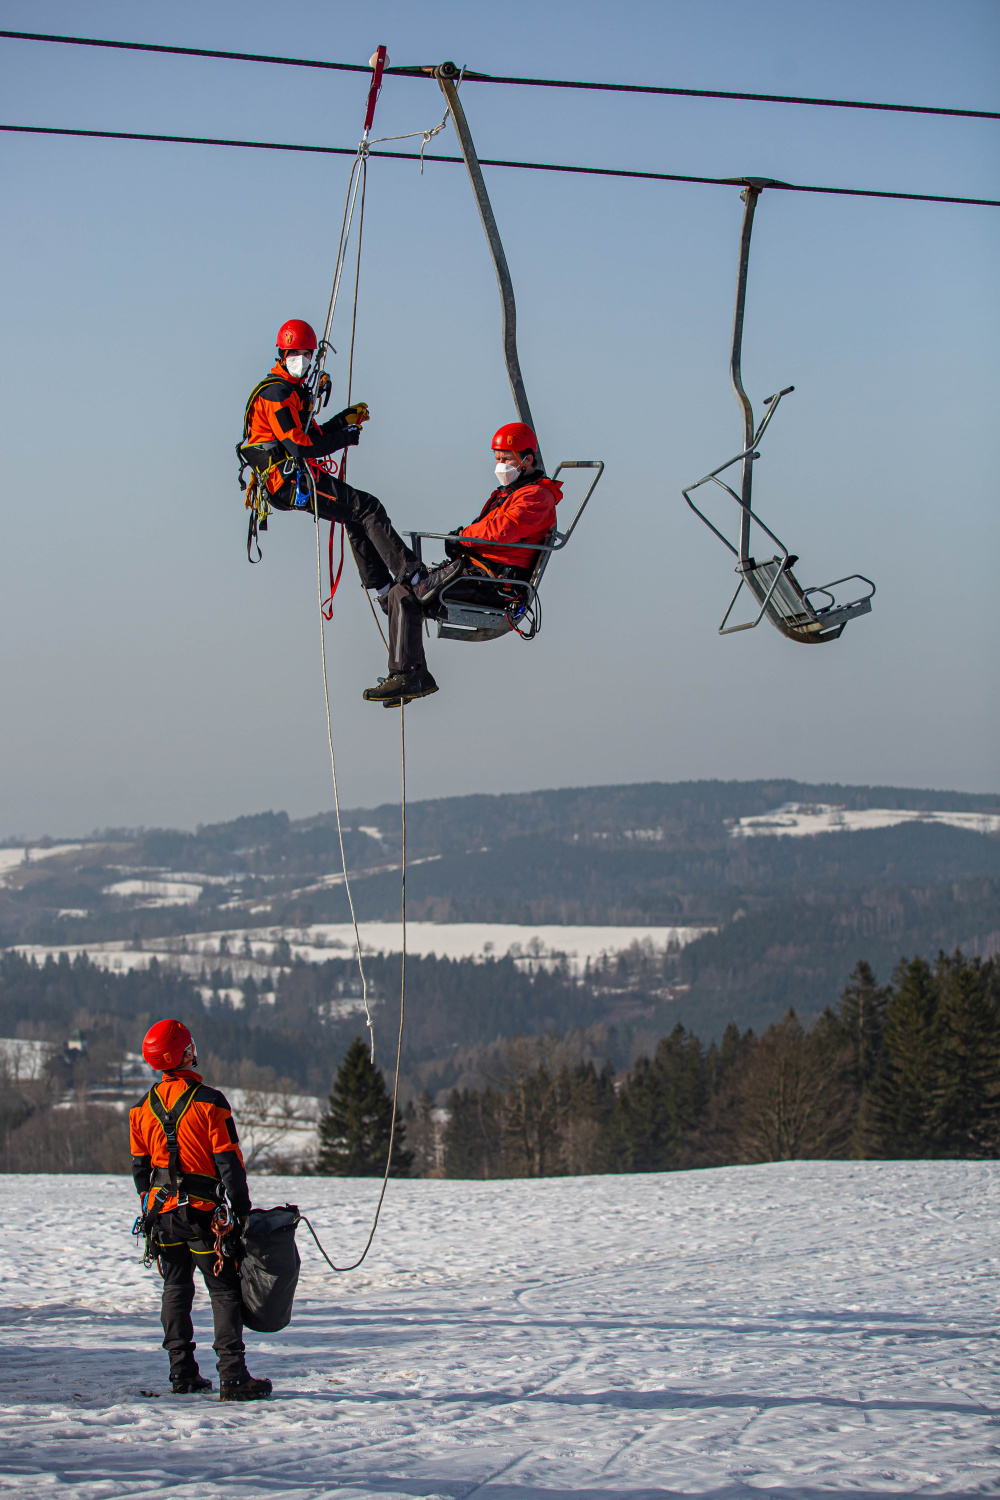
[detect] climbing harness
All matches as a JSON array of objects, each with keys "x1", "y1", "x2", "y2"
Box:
[
  {"x1": 403, "y1": 62, "x2": 605, "y2": 643},
  {"x1": 143, "y1": 1080, "x2": 222, "y2": 1221},
  {"x1": 682, "y1": 181, "x2": 875, "y2": 643},
  {"x1": 131, "y1": 1078, "x2": 223, "y2": 1270}
]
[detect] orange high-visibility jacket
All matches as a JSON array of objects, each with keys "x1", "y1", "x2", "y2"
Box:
[
  {"x1": 245, "y1": 364, "x2": 319, "y2": 494},
  {"x1": 129, "y1": 1069, "x2": 250, "y2": 1217},
  {"x1": 458, "y1": 475, "x2": 562, "y2": 571}
]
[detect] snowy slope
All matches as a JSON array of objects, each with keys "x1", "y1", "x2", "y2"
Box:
[
  {"x1": 0, "y1": 1162, "x2": 997, "y2": 1498},
  {"x1": 732, "y1": 803, "x2": 1000, "y2": 838},
  {"x1": 14, "y1": 920, "x2": 709, "y2": 990}
]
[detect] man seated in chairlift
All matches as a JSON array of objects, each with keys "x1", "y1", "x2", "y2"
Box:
[{"x1": 359, "y1": 422, "x2": 563, "y2": 703}]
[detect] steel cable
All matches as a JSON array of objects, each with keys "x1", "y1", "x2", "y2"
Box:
[
  {"x1": 2, "y1": 124, "x2": 996, "y2": 207},
  {"x1": 2, "y1": 29, "x2": 997, "y2": 121}
]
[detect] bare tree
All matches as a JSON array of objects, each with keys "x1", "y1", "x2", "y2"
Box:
[{"x1": 738, "y1": 1012, "x2": 854, "y2": 1162}]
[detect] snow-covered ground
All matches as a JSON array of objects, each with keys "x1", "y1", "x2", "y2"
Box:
[
  {"x1": 732, "y1": 803, "x2": 1000, "y2": 838},
  {"x1": 1, "y1": 1161, "x2": 997, "y2": 1498},
  {"x1": 0, "y1": 844, "x2": 85, "y2": 885},
  {"x1": 14, "y1": 920, "x2": 710, "y2": 992}
]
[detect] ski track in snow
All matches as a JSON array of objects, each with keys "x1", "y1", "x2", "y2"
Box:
[{"x1": 1, "y1": 1161, "x2": 997, "y2": 1498}]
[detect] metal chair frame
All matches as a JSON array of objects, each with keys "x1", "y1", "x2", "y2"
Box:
[
  {"x1": 682, "y1": 180, "x2": 875, "y2": 645},
  {"x1": 408, "y1": 461, "x2": 604, "y2": 641}
]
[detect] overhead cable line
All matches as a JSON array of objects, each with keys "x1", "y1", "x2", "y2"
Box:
[
  {"x1": 1, "y1": 29, "x2": 998, "y2": 123},
  {"x1": 2, "y1": 123, "x2": 997, "y2": 208}
]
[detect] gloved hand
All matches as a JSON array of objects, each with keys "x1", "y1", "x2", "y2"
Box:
[
  {"x1": 444, "y1": 528, "x2": 465, "y2": 560},
  {"x1": 338, "y1": 402, "x2": 370, "y2": 428},
  {"x1": 319, "y1": 413, "x2": 362, "y2": 448}
]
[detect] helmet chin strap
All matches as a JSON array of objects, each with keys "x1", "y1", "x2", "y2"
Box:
[{"x1": 181, "y1": 1043, "x2": 197, "y2": 1069}]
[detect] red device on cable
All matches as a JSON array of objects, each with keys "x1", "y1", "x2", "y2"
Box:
[{"x1": 364, "y1": 46, "x2": 388, "y2": 134}]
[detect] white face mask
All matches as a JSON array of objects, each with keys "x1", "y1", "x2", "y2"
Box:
[
  {"x1": 284, "y1": 352, "x2": 312, "y2": 379},
  {"x1": 495, "y1": 461, "x2": 521, "y2": 488}
]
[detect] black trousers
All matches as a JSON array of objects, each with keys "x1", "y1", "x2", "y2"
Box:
[
  {"x1": 273, "y1": 474, "x2": 427, "y2": 674},
  {"x1": 155, "y1": 1210, "x2": 245, "y2": 1382},
  {"x1": 272, "y1": 474, "x2": 416, "y2": 592}
]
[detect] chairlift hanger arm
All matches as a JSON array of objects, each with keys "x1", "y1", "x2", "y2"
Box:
[{"x1": 433, "y1": 61, "x2": 541, "y2": 469}]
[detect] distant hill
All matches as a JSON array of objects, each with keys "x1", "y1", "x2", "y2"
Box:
[{"x1": 2, "y1": 779, "x2": 997, "y2": 1037}]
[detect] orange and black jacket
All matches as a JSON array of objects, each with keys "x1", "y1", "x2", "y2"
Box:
[
  {"x1": 242, "y1": 363, "x2": 360, "y2": 495},
  {"x1": 129, "y1": 1068, "x2": 251, "y2": 1217},
  {"x1": 457, "y1": 471, "x2": 563, "y2": 573}
]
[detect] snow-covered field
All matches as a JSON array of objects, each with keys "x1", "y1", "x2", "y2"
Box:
[
  {"x1": 1, "y1": 1161, "x2": 997, "y2": 1498},
  {"x1": 732, "y1": 803, "x2": 1000, "y2": 838},
  {"x1": 14, "y1": 920, "x2": 710, "y2": 992},
  {"x1": 0, "y1": 844, "x2": 85, "y2": 885}
]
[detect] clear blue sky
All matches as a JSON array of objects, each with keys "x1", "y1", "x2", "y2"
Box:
[{"x1": 1, "y1": 0, "x2": 997, "y2": 837}]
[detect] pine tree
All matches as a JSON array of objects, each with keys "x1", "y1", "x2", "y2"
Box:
[
  {"x1": 442, "y1": 1086, "x2": 505, "y2": 1179},
  {"x1": 927, "y1": 952, "x2": 1000, "y2": 1157},
  {"x1": 830, "y1": 961, "x2": 889, "y2": 1087},
  {"x1": 600, "y1": 1024, "x2": 710, "y2": 1172},
  {"x1": 815, "y1": 960, "x2": 891, "y2": 1156},
  {"x1": 871, "y1": 957, "x2": 939, "y2": 1156},
  {"x1": 316, "y1": 1037, "x2": 412, "y2": 1176}
]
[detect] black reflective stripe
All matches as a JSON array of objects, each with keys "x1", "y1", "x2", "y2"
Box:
[
  {"x1": 274, "y1": 405, "x2": 296, "y2": 433},
  {"x1": 225, "y1": 1116, "x2": 239, "y2": 1145}
]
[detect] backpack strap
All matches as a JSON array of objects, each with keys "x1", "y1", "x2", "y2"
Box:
[{"x1": 242, "y1": 376, "x2": 296, "y2": 441}]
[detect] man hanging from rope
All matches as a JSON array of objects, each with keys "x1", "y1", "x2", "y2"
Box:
[{"x1": 240, "y1": 319, "x2": 439, "y2": 704}]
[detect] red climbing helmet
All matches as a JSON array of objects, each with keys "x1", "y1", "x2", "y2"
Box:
[
  {"x1": 276, "y1": 319, "x2": 318, "y2": 352},
  {"x1": 142, "y1": 1019, "x2": 195, "y2": 1072},
  {"x1": 492, "y1": 421, "x2": 538, "y2": 454}
]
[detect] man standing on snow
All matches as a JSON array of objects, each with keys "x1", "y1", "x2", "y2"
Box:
[{"x1": 130, "y1": 1019, "x2": 271, "y2": 1401}]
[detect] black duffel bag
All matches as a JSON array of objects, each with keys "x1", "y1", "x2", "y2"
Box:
[{"x1": 240, "y1": 1204, "x2": 301, "y2": 1333}]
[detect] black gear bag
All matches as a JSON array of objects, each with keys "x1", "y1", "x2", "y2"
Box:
[{"x1": 240, "y1": 1204, "x2": 301, "y2": 1333}]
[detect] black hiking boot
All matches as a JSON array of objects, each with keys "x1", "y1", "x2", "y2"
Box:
[
  {"x1": 219, "y1": 1374, "x2": 273, "y2": 1403},
  {"x1": 363, "y1": 669, "x2": 439, "y2": 707},
  {"x1": 411, "y1": 558, "x2": 465, "y2": 606},
  {"x1": 170, "y1": 1371, "x2": 212, "y2": 1394}
]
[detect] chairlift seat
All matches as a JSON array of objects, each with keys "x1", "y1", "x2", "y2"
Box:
[
  {"x1": 407, "y1": 460, "x2": 603, "y2": 644},
  {"x1": 682, "y1": 181, "x2": 875, "y2": 646},
  {"x1": 741, "y1": 556, "x2": 874, "y2": 644}
]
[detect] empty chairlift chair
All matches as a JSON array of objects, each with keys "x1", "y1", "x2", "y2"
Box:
[{"x1": 682, "y1": 180, "x2": 874, "y2": 644}]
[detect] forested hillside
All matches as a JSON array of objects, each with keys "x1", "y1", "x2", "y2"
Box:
[{"x1": 2, "y1": 779, "x2": 997, "y2": 1029}]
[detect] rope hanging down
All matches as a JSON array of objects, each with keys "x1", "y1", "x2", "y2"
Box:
[
  {"x1": 2, "y1": 30, "x2": 997, "y2": 121},
  {"x1": 297, "y1": 51, "x2": 408, "y2": 1271},
  {"x1": 3, "y1": 125, "x2": 996, "y2": 208},
  {"x1": 297, "y1": 706, "x2": 407, "y2": 1274}
]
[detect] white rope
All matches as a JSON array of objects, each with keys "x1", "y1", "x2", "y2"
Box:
[
  {"x1": 298, "y1": 95, "x2": 411, "y2": 1268},
  {"x1": 296, "y1": 700, "x2": 407, "y2": 1273}
]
